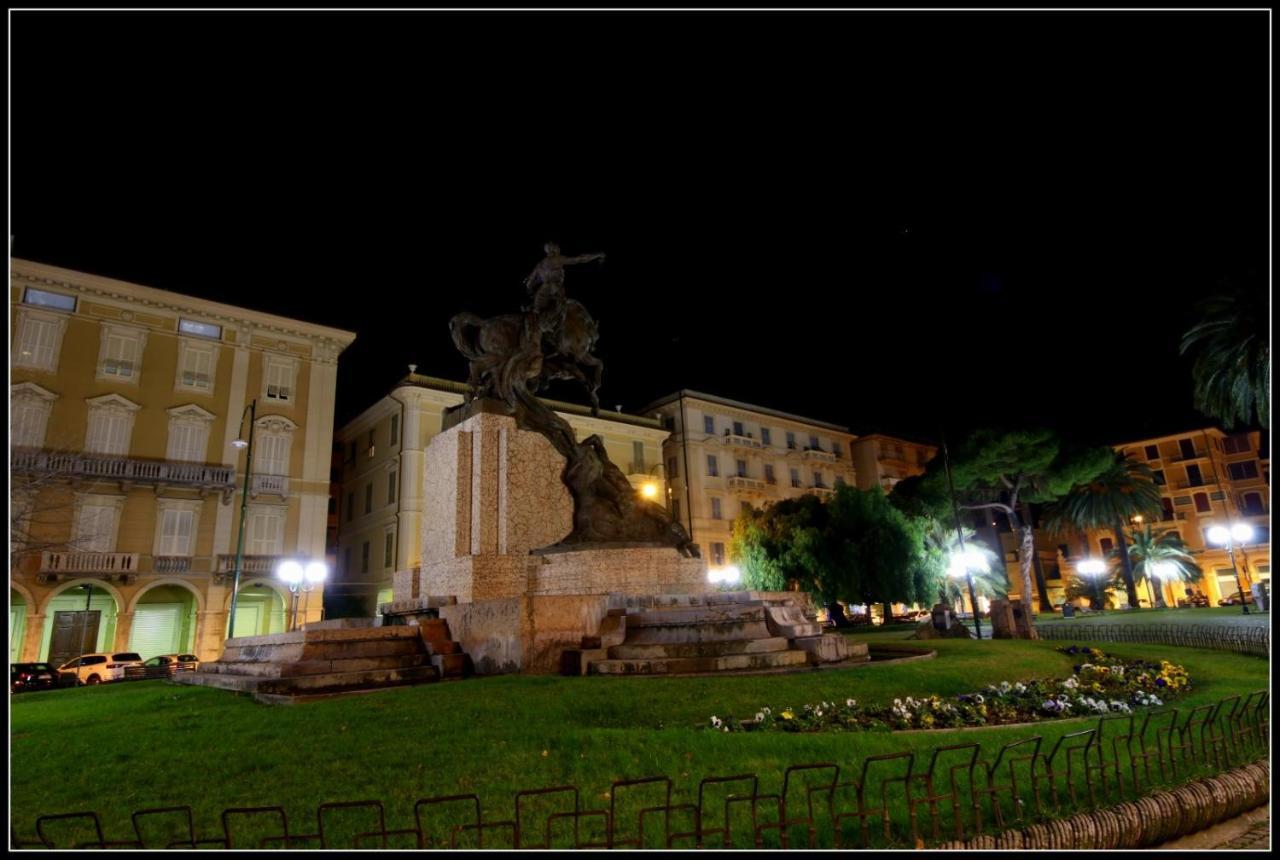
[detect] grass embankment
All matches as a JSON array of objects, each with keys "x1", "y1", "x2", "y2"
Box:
[{"x1": 11, "y1": 638, "x2": 1267, "y2": 848}]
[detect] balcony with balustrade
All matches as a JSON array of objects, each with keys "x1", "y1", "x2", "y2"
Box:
[
  {"x1": 808, "y1": 485, "x2": 836, "y2": 499},
  {"x1": 722, "y1": 433, "x2": 763, "y2": 451},
  {"x1": 727, "y1": 475, "x2": 771, "y2": 497},
  {"x1": 801, "y1": 447, "x2": 837, "y2": 463},
  {"x1": 40, "y1": 551, "x2": 140, "y2": 574},
  {"x1": 12, "y1": 449, "x2": 237, "y2": 497},
  {"x1": 250, "y1": 473, "x2": 290, "y2": 498},
  {"x1": 214, "y1": 554, "x2": 284, "y2": 583}
]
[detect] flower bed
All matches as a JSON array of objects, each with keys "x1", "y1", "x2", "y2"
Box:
[{"x1": 706, "y1": 645, "x2": 1192, "y2": 733}]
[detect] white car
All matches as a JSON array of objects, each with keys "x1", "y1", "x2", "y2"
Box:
[{"x1": 57, "y1": 652, "x2": 144, "y2": 686}]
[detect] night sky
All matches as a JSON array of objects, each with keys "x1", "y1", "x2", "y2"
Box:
[{"x1": 11, "y1": 11, "x2": 1269, "y2": 447}]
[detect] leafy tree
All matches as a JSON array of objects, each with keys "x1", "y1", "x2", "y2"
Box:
[
  {"x1": 1110, "y1": 523, "x2": 1203, "y2": 608},
  {"x1": 946, "y1": 429, "x2": 1114, "y2": 618},
  {"x1": 730, "y1": 485, "x2": 932, "y2": 624},
  {"x1": 1041, "y1": 453, "x2": 1164, "y2": 609},
  {"x1": 1180, "y1": 281, "x2": 1270, "y2": 429}
]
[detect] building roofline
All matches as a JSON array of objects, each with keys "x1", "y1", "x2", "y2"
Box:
[
  {"x1": 11, "y1": 258, "x2": 357, "y2": 345},
  {"x1": 1110, "y1": 426, "x2": 1232, "y2": 448},
  {"x1": 639, "y1": 389, "x2": 851, "y2": 434},
  {"x1": 853, "y1": 432, "x2": 939, "y2": 450}
]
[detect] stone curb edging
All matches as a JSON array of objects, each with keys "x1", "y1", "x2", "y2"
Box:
[{"x1": 933, "y1": 758, "x2": 1270, "y2": 849}]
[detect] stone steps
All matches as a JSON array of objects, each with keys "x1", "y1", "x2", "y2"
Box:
[
  {"x1": 180, "y1": 664, "x2": 440, "y2": 696},
  {"x1": 589, "y1": 649, "x2": 811, "y2": 675},
  {"x1": 608, "y1": 636, "x2": 792, "y2": 660},
  {"x1": 196, "y1": 653, "x2": 434, "y2": 678}
]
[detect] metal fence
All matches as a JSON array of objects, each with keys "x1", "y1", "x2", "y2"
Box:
[
  {"x1": 1036, "y1": 623, "x2": 1270, "y2": 657},
  {"x1": 10, "y1": 690, "x2": 1268, "y2": 850}
]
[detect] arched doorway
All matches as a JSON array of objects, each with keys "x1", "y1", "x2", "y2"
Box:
[
  {"x1": 128, "y1": 584, "x2": 201, "y2": 659},
  {"x1": 224, "y1": 580, "x2": 288, "y2": 638},
  {"x1": 11, "y1": 587, "x2": 31, "y2": 663},
  {"x1": 39, "y1": 582, "x2": 123, "y2": 667}
]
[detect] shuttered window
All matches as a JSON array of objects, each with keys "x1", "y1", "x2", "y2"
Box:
[
  {"x1": 387, "y1": 470, "x2": 398, "y2": 505},
  {"x1": 177, "y1": 341, "x2": 216, "y2": 391},
  {"x1": 384, "y1": 530, "x2": 395, "y2": 568},
  {"x1": 166, "y1": 419, "x2": 210, "y2": 462},
  {"x1": 248, "y1": 507, "x2": 284, "y2": 555},
  {"x1": 257, "y1": 432, "x2": 290, "y2": 475},
  {"x1": 129, "y1": 604, "x2": 182, "y2": 658},
  {"x1": 15, "y1": 314, "x2": 61, "y2": 371},
  {"x1": 157, "y1": 509, "x2": 196, "y2": 556},
  {"x1": 75, "y1": 503, "x2": 118, "y2": 553},
  {"x1": 264, "y1": 356, "x2": 295, "y2": 402},
  {"x1": 85, "y1": 409, "x2": 131, "y2": 455},
  {"x1": 11, "y1": 397, "x2": 52, "y2": 448},
  {"x1": 101, "y1": 330, "x2": 141, "y2": 380}
]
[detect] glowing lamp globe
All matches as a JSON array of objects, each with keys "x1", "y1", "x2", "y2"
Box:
[
  {"x1": 304, "y1": 561, "x2": 328, "y2": 584},
  {"x1": 1231, "y1": 523, "x2": 1253, "y2": 544},
  {"x1": 1207, "y1": 526, "x2": 1230, "y2": 545},
  {"x1": 1078, "y1": 559, "x2": 1106, "y2": 577},
  {"x1": 277, "y1": 560, "x2": 304, "y2": 585},
  {"x1": 641, "y1": 482, "x2": 658, "y2": 499}
]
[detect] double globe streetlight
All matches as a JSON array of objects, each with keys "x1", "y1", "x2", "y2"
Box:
[
  {"x1": 947, "y1": 548, "x2": 986, "y2": 638},
  {"x1": 1207, "y1": 523, "x2": 1254, "y2": 615},
  {"x1": 276, "y1": 559, "x2": 328, "y2": 631},
  {"x1": 1076, "y1": 559, "x2": 1108, "y2": 611}
]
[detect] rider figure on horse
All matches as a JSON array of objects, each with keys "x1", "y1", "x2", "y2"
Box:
[{"x1": 522, "y1": 242, "x2": 605, "y2": 343}]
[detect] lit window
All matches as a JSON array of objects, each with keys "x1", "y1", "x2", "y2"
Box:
[
  {"x1": 179, "y1": 318, "x2": 222, "y2": 339},
  {"x1": 23, "y1": 288, "x2": 76, "y2": 312}
]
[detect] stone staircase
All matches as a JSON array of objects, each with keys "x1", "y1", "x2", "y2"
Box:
[
  {"x1": 177, "y1": 618, "x2": 469, "y2": 703},
  {"x1": 566, "y1": 592, "x2": 864, "y2": 676}
]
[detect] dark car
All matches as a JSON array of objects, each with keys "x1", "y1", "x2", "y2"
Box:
[
  {"x1": 11, "y1": 662, "x2": 59, "y2": 693},
  {"x1": 1218, "y1": 590, "x2": 1256, "y2": 606},
  {"x1": 126, "y1": 654, "x2": 201, "y2": 680}
]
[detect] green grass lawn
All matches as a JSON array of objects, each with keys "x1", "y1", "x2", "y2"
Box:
[
  {"x1": 10, "y1": 636, "x2": 1268, "y2": 847},
  {"x1": 1035, "y1": 606, "x2": 1270, "y2": 627}
]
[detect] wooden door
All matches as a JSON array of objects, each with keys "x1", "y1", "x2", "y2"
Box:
[{"x1": 49, "y1": 611, "x2": 100, "y2": 667}]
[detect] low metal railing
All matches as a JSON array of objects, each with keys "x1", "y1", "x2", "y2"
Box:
[{"x1": 1036, "y1": 623, "x2": 1270, "y2": 657}]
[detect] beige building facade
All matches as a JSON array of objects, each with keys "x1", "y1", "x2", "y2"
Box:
[
  {"x1": 851, "y1": 433, "x2": 937, "y2": 492},
  {"x1": 9, "y1": 259, "x2": 355, "y2": 665},
  {"x1": 331, "y1": 373, "x2": 671, "y2": 614},
  {"x1": 639, "y1": 391, "x2": 862, "y2": 573}
]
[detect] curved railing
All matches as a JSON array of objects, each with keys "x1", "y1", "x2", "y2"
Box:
[{"x1": 1035, "y1": 623, "x2": 1270, "y2": 657}]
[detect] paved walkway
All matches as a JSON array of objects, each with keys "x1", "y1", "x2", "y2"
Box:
[{"x1": 1156, "y1": 804, "x2": 1269, "y2": 850}]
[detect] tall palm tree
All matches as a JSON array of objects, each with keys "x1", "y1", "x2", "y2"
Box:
[
  {"x1": 1042, "y1": 454, "x2": 1163, "y2": 609},
  {"x1": 1109, "y1": 523, "x2": 1203, "y2": 608},
  {"x1": 1180, "y1": 283, "x2": 1270, "y2": 429}
]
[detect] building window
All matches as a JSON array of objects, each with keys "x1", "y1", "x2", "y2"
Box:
[
  {"x1": 364, "y1": 482, "x2": 373, "y2": 514},
  {"x1": 248, "y1": 505, "x2": 285, "y2": 555},
  {"x1": 346, "y1": 492, "x2": 354, "y2": 522},
  {"x1": 155, "y1": 500, "x2": 201, "y2": 557},
  {"x1": 263, "y1": 354, "x2": 298, "y2": 403},
  {"x1": 813, "y1": 470, "x2": 824, "y2": 488},
  {"x1": 387, "y1": 470, "x2": 398, "y2": 505},
  {"x1": 166, "y1": 405, "x2": 215, "y2": 463},
  {"x1": 834, "y1": 475, "x2": 845, "y2": 488},
  {"x1": 1193, "y1": 492, "x2": 1211, "y2": 513},
  {"x1": 1228, "y1": 461, "x2": 1260, "y2": 481},
  {"x1": 255, "y1": 419, "x2": 295, "y2": 476},
  {"x1": 1145, "y1": 444, "x2": 1160, "y2": 460},
  {"x1": 384, "y1": 530, "x2": 396, "y2": 569},
  {"x1": 347, "y1": 441, "x2": 357, "y2": 464},
  {"x1": 328, "y1": 497, "x2": 337, "y2": 515},
  {"x1": 790, "y1": 467, "x2": 801, "y2": 488},
  {"x1": 1185, "y1": 464, "x2": 1204, "y2": 487},
  {"x1": 703, "y1": 415, "x2": 715, "y2": 434},
  {"x1": 10, "y1": 383, "x2": 57, "y2": 449},
  {"x1": 732, "y1": 421, "x2": 744, "y2": 436},
  {"x1": 832, "y1": 441, "x2": 842, "y2": 458},
  {"x1": 1178, "y1": 438, "x2": 1197, "y2": 460},
  {"x1": 175, "y1": 338, "x2": 218, "y2": 392},
  {"x1": 12, "y1": 308, "x2": 69, "y2": 372},
  {"x1": 1152, "y1": 469, "x2": 1166, "y2": 486},
  {"x1": 367, "y1": 429, "x2": 376, "y2": 458},
  {"x1": 361, "y1": 541, "x2": 370, "y2": 574},
  {"x1": 632, "y1": 440, "x2": 645, "y2": 472},
  {"x1": 96, "y1": 323, "x2": 147, "y2": 383},
  {"x1": 671, "y1": 499, "x2": 681, "y2": 523},
  {"x1": 73, "y1": 494, "x2": 124, "y2": 553},
  {"x1": 711, "y1": 497, "x2": 722, "y2": 519},
  {"x1": 786, "y1": 432, "x2": 797, "y2": 450},
  {"x1": 1161, "y1": 498, "x2": 1175, "y2": 520},
  {"x1": 761, "y1": 427, "x2": 772, "y2": 446},
  {"x1": 343, "y1": 546, "x2": 353, "y2": 576},
  {"x1": 1099, "y1": 537, "x2": 1114, "y2": 555},
  {"x1": 1241, "y1": 492, "x2": 1265, "y2": 515},
  {"x1": 667, "y1": 456, "x2": 677, "y2": 481},
  {"x1": 809, "y1": 434, "x2": 820, "y2": 450},
  {"x1": 389, "y1": 414, "x2": 400, "y2": 446},
  {"x1": 84, "y1": 394, "x2": 141, "y2": 456},
  {"x1": 736, "y1": 459, "x2": 747, "y2": 478},
  {"x1": 179, "y1": 318, "x2": 222, "y2": 339},
  {"x1": 764, "y1": 464, "x2": 775, "y2": 483},
  {"x1": 711, "y1": 542, "x2": 726, "y2": 566},
  {"x1": 706, "y1": 455, "x2": 718, "y2": 477},
  {"x1": 1223, "y1": 434, "x2": 1252, "y2": 455},
  {"x1": 23, "y1": 287, "x2": 77, "y2": 312}
]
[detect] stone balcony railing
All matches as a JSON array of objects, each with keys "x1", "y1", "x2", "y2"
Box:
[
  {"x1": 40, "y1": 551, "x2": 139, "y2": 573},
  {"x1": 801, "y1": 448, "x2": 837, "y2": 463},
  {"x1": 722, "y1": 433, "x2": 763, "y2": 450},
  {"x1": 215, "y1": 554, "x2": 283, "y2": 575},
  {"x1": 12, "y1": 449, "x2": 237, "y2": 494},
  {"x1": 809, "y1": 485, "x2": 836, "y2": 498},
  {"x1": 153, "y1": 556, "x2": 193, "y2": 574},
  {"x1": 250, "y1": 473, "x2": 290, "y2": 498},
  {"x1": 727, "y1": 476, "x2": 769, "y2": 493}
]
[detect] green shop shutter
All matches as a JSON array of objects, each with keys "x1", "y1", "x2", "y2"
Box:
[{"x1": 129, "y1": 604, "x2": 182, "y2": 659}]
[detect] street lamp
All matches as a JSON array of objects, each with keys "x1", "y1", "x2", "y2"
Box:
[
  {"x1": 1207, "y1": 523, "x2": 1253, "y2": 615},
  {"x1": 277, "y1": 559, "x2": 328, "y2": 631},
  {"x1": 227, "y1": 399, "x2": 257, "y2": 640},
  {"x1": 941, "y1": 435, "x2": 983, "y2": 640},
  {"x1": 947, "y1": 548, "x2": 988, "y2": 638},
  {"x1": 1076, "y1": 559, "x2": 1107, "y2": 611},
  {"x1": 77, "y1": 583, "x2": 94, "y2": 659}
]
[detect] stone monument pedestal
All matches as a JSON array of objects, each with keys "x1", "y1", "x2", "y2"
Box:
[{"x1": 988, "y1": 598, "x2": 1039, "y2": 640}]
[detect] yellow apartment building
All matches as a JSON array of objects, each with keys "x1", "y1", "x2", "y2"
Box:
[
  {"x1": 851, "y1": 433, "x2": 937, "y2": 492},
  {"x1": 639, "y1": 390, "x2": 861, "y2": 573},
  {"x1": 9, "y1": 259, "x2": 355, "y2": 666},
  {"x1": 330, "y1": 371, "x2": 672, "y2": 614}
]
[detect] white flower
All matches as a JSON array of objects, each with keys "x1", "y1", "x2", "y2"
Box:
[
  {"x1": 816, "y1": 709, "x2": 823, "y2": 717},
  {"x1": 894, "y1": 699, "x2": 902, "y2": 707},
  {"x1": 723, "y1": 726, "x2": 730, "y2": 732},
  {"x1": 846, "y1": 698, "x2": 856, "y2": 708},
  {"x1": 999, "y1": 682, "x2": 1012, "y2": 693},
  {"x1": 974, "y1": 694, "x2": 985, "y2": 705},
  {"x1": 1063, "y1": 678, "x2": 1079, "y2": 689},
  {"x1": 762, "y1": 707, "x2": 771, "y2": 716},
  {"x1": 710, "y1": 716, "x2": 722, "y2": 728},
  {"x1": 1014, "y1": 683, "x2": 1026, "y2": 693},
  {"x1": 755, "y1": 712, "x2": 765, "y2": 722}
]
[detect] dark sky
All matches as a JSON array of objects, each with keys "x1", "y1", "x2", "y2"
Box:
[{"x1": 11, "y1": 11, "x2": 1268, "y2": 447}]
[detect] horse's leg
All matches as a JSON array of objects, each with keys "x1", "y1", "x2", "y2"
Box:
[{"x1": 577, "y1": 353, "x2": 604, "y2": 416}]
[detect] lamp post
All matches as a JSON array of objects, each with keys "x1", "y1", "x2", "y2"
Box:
[
  {"x1": 947, "y1": 548, "x2": 988, "y2": 638},
  {"x1": 1207, "y1": 523, "x2": 1253, "y2": 615},
  {"x1": 1076, "y1": 559, "x2": 1107, "y2": 611},
  {"x1": 77, "y1": 583, "x2": 94, "y2": 659},
  {"x1": 227, "y1": 399, "x2": 257, "y2": 640},
  {"x1": 1149, "y1": 561, "x2": 1177, "y2": 610},
  {"x1": 941, "y1": 436, "x2": 982, "y2": 639},
  {"x1": 277, "y1": 559, "x2": 328, "y2": 631}
]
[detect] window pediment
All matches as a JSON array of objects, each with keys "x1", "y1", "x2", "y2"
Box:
[
  {"x1": 11, "y1": 381, "x2": 59, "y2": 403},
  {"x1": 86, "y1": 393, "x2": 142, "y2": 412},
  {"x1": 255, "y1": 414, "x2": 298, "y2": 434},
  {"x1": 167, "y1": 403, "x2": 216, "y2": 422}
]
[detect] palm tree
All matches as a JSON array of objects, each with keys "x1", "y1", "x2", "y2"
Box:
[
  {"x1": 1109, "y1": 523, "x2": 1203, "y2": 608},
  {"x1": 927, "y1": 524, "x2": 1007, "y2": 609},
  {"x1": 1180, "y1": 282, "x2": 1270, "y2": 429},
  {"x1": 1042, "y1": 454, "x2": 1163, "y2": 609}
]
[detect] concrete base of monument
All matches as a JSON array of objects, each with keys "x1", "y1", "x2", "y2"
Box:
[{"x1": 176, "y1": 618, "x2": 470, "y2": 703}]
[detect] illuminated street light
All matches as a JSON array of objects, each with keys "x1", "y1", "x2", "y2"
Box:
[
  {"x1": 708, "y1": 565, "x2": 741, "y2": 586},
  {"x1": 1149, "y1": 561, "x2": 1177, "y2": 609},
  {"x1": 227, "y1": 399, "x2": 258, "y2": 640},
  {"x1": 640, "y1": 481, "x2": 659, "y2": 499},
  {"x1": 1207, "y1": 523, "x2": 1254, "y2": 615},
  {"x1": 1076, "y1": 558, "x2": 1108, "y2": 612},
  {"x1": 277, "y1": 558, "x2": 328, "y2": 630}
]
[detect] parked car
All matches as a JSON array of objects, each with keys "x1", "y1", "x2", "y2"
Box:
[
  {"x1": 1218, "y1": 590, "x2": 1256, "y2": 607},
  {"x1": 11, "y1": 662, "x2": 60, "y2": 693},
  {"x1": 57, "y1": 652, "x2": 145, "y2": 686},
  {"x1": 128, "y1": 654, "x2": 200, "y2": 679}
]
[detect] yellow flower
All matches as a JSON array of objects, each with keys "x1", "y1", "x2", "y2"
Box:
[{"x1": 781, "y1": 710, "x2": 794, "y2": 720}]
